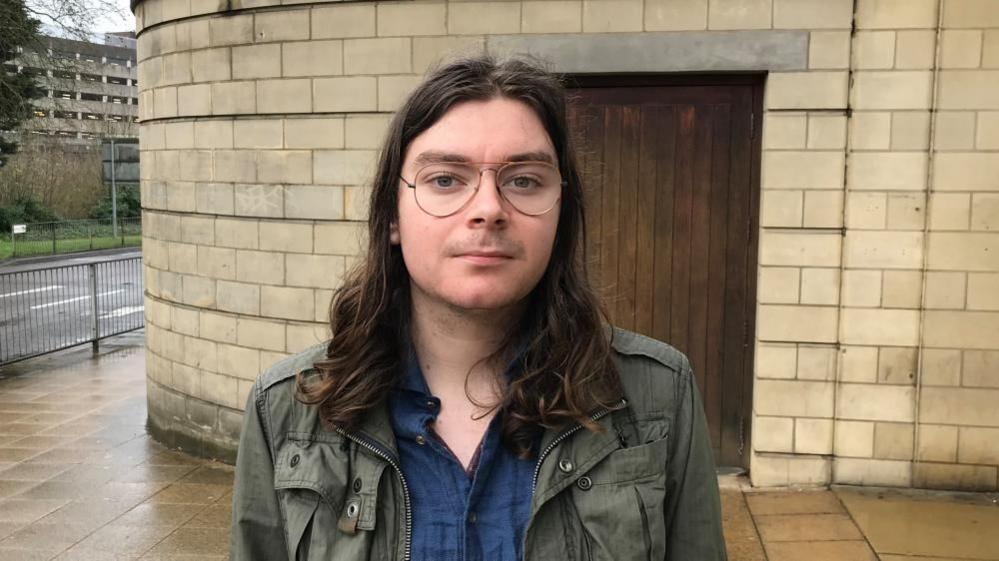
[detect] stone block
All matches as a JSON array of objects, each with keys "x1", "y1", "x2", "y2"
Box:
[
  {"x1": 913, "y1": 463, "x2": 998, "y2": 492},
  {"x1": 159, "y1": 270, "x2": 183, "y2": 302},
  {"x1": 763, "y1": 113, "x2": 806, "y2": 149},
  {"x1": 919, "y1": 386, "x2": 999, "y2": 426},
  {"x1": 796, "y1": 345, "x2": 836, "y2": 381},
  {"x1": 184, "y1": 336, "x2": 218, "y2": 372},
  {"x1": 941, "y1": 30, "x2": 983, "y2": 69},
  {"x1": 834, "y1": 420, "x2": 874, "y2": 457},
  {"x1": 942, "y1": 0, "x2": 999, "y2": 28},
  {"x1": 929, "y1": 193, "x2": 970, "y2": 230},
  {"x1": 754, "y1": 416, "x2": 794, "y2": 453},
  {"x1": 833, "y1": 458, "x2": 911, "y2": 487},
  {"x1": 191, "y1": 47, "x2": 231, "y2": 83},
  {"x1": 924, "y1": 271, "x2": 965, "y2": 310},
  {"x1": 211, "y1": 81, "x2": 256, "y2": 115},
  {"x1": 841, "y1": 270, "x2": 881, "y2": 308},
  {"x1": 194, "y1": 120, "x2": 233, "y2": 150},
  {"x1": 200, "y1": 311, "x2": 237, "y2": 344},
  {"x1": 755, "y1": 379, "x2": 835, "y2": 418},
  {"x1": 850, "y1": 111, "x2": 891, "y2": 150},
  {"x1": 286, "y1": 322, "x2": 331, "y2": 354},
  {"x1": 958, "y1": 426, "x2": 999, "y2": 465},
  {"x1": 165, "y1": 122, "x2": 194, "y2": 150},
  {"x1": 177, "y1": 84, "x2": 211, "y2": 117},
  {"x1": 808, "y1": 31, "x2": 850, "y2": 69},
  {"x1": 166, "y1": 181, "x2": 197, "y2": 213},
  {"x1": 985, "y1": 30, "x2": 999, "y2": 68},
  {"x1": 854, "y1": 31, "x2": 895, "y2": 69},
  {"x1": 761, "y1": 190, "x2": 802, "y2": 228},
  {"x1": 757, "y1": 305, "x2": 838, "y2": 343},
  {"x1": 795, "y1": 418, "x2": 833, "y2": 455},
  {"x1": 853, "y1": 71, "x2": 934, "y2": 110},
  {"x1": 855, "y1": 0, "x2": 938, "y2": 30},
  {"x1": 803, "y1": 191, "x2": 843, "y2": 229},
  {"x1": 312, "y1": 4, "x2": 376, "y2": 39},
  {"x1": 196, "y1": 183, "x2": 235, "y2": 215},
  {"x1": 755, "y1": 343, "x2": 797, "y2": 379},
  {"x1": 774, "y1": 0, "x2": 851, "y2": 29},
  {"x1": 850, "y1": 152, "x2": 928, "y2": 191},
  {"x1": 762, "y1": 151, "x2": 845, "y2": 190},
  {"x1": 286, "y1": 254, "x2": 347, "y2": 289},
  {"x1": 927, "y1": 232, "x2": 999, "y2": 272},
  {"x1": 257, "y1": 151, "x2": 313, "y2": 184},
  {"x1": 583, "y1": 0, "x2": 642, "y2": 32},
  {"x1": 343, "y1": 38, "x2": 411, "y2": 75},
  {"x1": 799, "y1": 268, "x2": 839, "y2": 306},
  {"x1": 232, "y1": 44, "x2": 281, "y2": 79},
  {"x1": 878, "y1": 346, "x2": 917, "y2": 385},
  {"x1": 759, "y1": 231, "x2": 841, "y2": 267},
  {"x1": 170, "y1": 305, "x2": 200, "y2": 336},
  {"x1": 921, "y1": 348, "x2": 961, "y2": 386},
  {"x1": 217, "y1": 343, "x2": 261, "y2": 380},
  {"x1": 708, "y1": 0, "x2": 771, "y2": 30},
  {"x1": 766, "y1": 72, "x2": 848, "y2": 110},
  {"x1": 939, "y1": 71, "x2": 999, "y2": 110},
  {"x1": 201, "y1": 372, "x2": 240, "y2": 410},
  {"x1": 345, "y1": 115, "x2": 391, "y2": 149},
  {"x1": 890, "y1": 112, "x2": 931, "y2": 150},
  {"x1": 210, "y1": 14, "x2": 253, "y2": 46},
  {"x1": 837, "y1": 383, "x2": 915, "y2": 422},
  {"x1": 345, "y1": 185, "x2": 371, "y2": 220},
  {"x1": 378, "y1": 75, "x2": 422, "y2": 111},
  {"x1": 313, "y1": 77, "x2": 378, "y2": 112},
  {"x1": 412, "y1": 36, "x2": 487, "y2": 73},
  {"x1": 197, "y1": 246, "x2": 236, "y2": 281},
  {"x1": 968, "y1": 272, "x2": 999, "y2": 312},
  {"x1": 916, "y1": 423, "x2": 957, "y2": 461},
  {"x1": 315, "y1": 289, "x2": 335, "y2": 322},
  {"x1": 282, "y1": 40, "x2": 343, "y2": 78},
  {"x1": 233, "y1": 120, "x2": 283, "y2": 149},
  {"x1": 758, "y1": 266, "x2": 799, "y2": 304},
  {"x1": 216, "y1": 280, "x2": 260, "y2": 315},
  {"x1": 179, "y1": 150, "x2": 214, "y2": 182},
  {"x1": 449, "y1": 2, "x2": 521, "y2": 34},
  {"x1": 234, "y1": 184, "x2": 283, "y2": 218},
  {"x1": 931, "y1": 111, "x2": 976, "y2": 150},
  {"x1": 934, "y1": 153, "x2": 999, "y2": 191},
  {"x1": 260, "y1": 285, "x2": 316, "y2": 321},
  {"x1": 285, "y1": 117, "x2": 344, "y2": 149},
  {"x1": 236, "y1": 249, "x2": 284, "y2": 285},
  {"x1": 882, "y1": 269, "x2": 922, "y2": 309},
  {"x1": 976, "y1": 112, "x2": 999, "y2": 149},
  {"x1": 971, "y1": 194, "x2": 999, "y2": 232},
  {"x1": 182, "y1": 274, "x2": 217, "y2": 308},
  {"x1": 153, "y1": 87, "x2": 179, "y2": 118},
  {"x1": 259, "y1": 221, "x2": 313, "y2": 253},
  {"x1": 215, "y1": 217, "x2": 259, "y2": 250},
  {"x1": 257, "y1": 79, "x2": 312, "y2": 114},
  {"x1": 237, "y1": 317, "x2": 287, "y2": 352},
  {"x1": 841, "y1": 345, "x2": 878, "y2": 383},
  {"x1": 314, "y1": 150, "x2": 377, "y2": 185},
  {"x1": 377, "y1": 2, "x2": 447, "y2": 36},
  {"x1": 807, "y1": 115, "x2": 846, "y2": 149},
  {"x1": 924, "y1": 310, "x2": 999, "y2": 350},
  {"x1": 522, "y1": 0, "x2": 583, "y2": 33},
  {"x1": 841, "y1": 308, "x2": 921, "y2": 346},
  {"x1": 284, "y1": 185, "x2": 344, "y2": 220},
  {"x1": 964, "y1": 350, "x2": 999, "y2": 388},
  {"x1": 844, "y1": 230, "x2": 924, "y2": 269},
  {"x1": 846, "y1": 192, "x2": 887, "y2": 230},
  {"x1": 254, "y1": 9, "x2": 310, "y2": 43}
]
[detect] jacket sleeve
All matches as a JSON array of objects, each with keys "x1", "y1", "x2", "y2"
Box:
[
  {"x1": 663, "y1": 356, "x2": 729, "y2": 561},
  {"x1": 230, "y1": 382, "x2": 289, "y2": 560}
]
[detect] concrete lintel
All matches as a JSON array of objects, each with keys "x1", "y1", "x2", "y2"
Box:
[{"x1": 486, "y1": 30, "x2": 808, "y2": 74}]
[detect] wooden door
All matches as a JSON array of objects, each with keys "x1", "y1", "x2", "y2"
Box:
[{"x1": 567, "y1": 76, "x2": 762, "y2": 468}]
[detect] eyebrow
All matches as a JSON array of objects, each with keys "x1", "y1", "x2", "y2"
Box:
[{"x1": 412, "y1": 150, "x2": 556, "y2": 167}]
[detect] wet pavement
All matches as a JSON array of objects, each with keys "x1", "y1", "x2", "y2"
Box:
[{"x1": 0, "y1": 334, "x2": 997, "y2": 560}]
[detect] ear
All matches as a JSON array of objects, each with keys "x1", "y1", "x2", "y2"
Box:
[{"x1": 389, "y1": 221, "x2": 400, "y2": 244}]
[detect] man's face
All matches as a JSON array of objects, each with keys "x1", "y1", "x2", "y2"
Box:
[{"x1": 392, "y1": 97, "x2": 561, "y2": 313}]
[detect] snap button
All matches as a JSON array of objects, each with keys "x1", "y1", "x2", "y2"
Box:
[
  {"x1": 426, "y1": 400, "x2": 436, "y2": 409},
  {"x1": 346, "y1": 501, "x2": 360, "y2": 518},
  {"x1": 576, "y1": 476, "x2": 593, "y2": 491},
  {"x1": 415, "y1": 435, "x2": 426, "y2": 446},
  {"x1": 352, "y1": 478, "x2": 362, "y2": 493},
  {"x1": 290, "y1": 454, "x2": 300, "y2": 467},
  {"x1": 467, "y1": 512, "x2": 477, "y2": 523},
  {"x1": 558, "y1": 458, "x2": 574, "y2": 473}
]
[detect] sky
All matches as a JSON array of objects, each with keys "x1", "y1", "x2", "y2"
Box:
[{"x1": 96, "y1": 0, "x2": 136, "y2": 34}]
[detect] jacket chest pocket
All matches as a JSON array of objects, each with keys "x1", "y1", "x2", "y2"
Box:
[{"x1": 567, "y1": 430, "x2": 670, "y2": 561}]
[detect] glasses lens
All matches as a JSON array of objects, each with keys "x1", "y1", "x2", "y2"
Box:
[
  {"x1": 496, "y1": 162, "x2": 562, "y2": 215},
  {"x1": 414, "y1": 163, "x2": 477, "y2": 216}
]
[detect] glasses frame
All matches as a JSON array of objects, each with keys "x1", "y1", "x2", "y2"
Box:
[{"x1": 399, "y1": 161, "x2": 566, "y2": 218}]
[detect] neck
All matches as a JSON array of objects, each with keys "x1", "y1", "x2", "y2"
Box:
[{"x1": 409, "y1": 288, "x2": 524, "y2": 403}]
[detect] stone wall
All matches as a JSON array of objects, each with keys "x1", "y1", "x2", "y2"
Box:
[{"x1": 135, "y1": 0, "x2": 999, "y2": 489}]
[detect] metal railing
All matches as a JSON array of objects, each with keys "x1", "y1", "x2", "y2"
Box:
[
  {"x1": 0, "y1": 256, "x2": 143, "y2": 366},
  {"x1": 7, "y1": 217, "x2": 142, "y2": 258}
]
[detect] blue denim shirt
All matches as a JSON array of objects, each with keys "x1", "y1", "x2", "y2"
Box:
[{"x1": 387, "y1": 351, "x2": 536, "y2": 561}]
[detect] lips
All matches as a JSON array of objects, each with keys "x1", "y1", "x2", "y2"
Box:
[{"x1": 455, "y1": 250, "x2": 513, "y2": 264}]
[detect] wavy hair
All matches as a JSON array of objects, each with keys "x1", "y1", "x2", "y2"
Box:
[{"x1": 297, "y1": 55, "x2": 623, "y2": 457}]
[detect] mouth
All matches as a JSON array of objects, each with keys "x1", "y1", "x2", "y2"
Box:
[{"x1": 456, "y1": 251, "x2": 514, "y2": 264}]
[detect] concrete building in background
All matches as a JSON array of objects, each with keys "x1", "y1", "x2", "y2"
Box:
[
  {"x1": 3, "y1": 33, "x2": 139, "y2": 142},
  {"x1": 133, "y1": 0, "x2": 999, "y2": 492}
]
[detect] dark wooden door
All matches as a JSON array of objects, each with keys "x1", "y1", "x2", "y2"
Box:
[{"x1": 567, "y1": 76, "x2": 762, "y2": 468}]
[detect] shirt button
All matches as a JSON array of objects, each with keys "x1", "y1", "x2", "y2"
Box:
[
  {"x1": 576, "y1": 476, "x2": 593, "y2": 491},
  {"x1": 558, "y1": 458, "x2": 574, "y2": 473},
  {"x1": 426, "y1": 400, "x2": 436, "y2": 409},
  {"x1": 467, "y1": 512, "x2": 477, "y2": 523},
  {"x1": 290, "y1": 454, "x2": 300, "y2": 467},
  {"x1": 415, "y1": 435, "x2": 426, "y2": 446}
]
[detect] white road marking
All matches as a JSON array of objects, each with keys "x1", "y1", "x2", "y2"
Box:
[
  {"x1": 0, "y1": 285, "x2": 62, "y2": 299},
  {"x1": 99, "y1": 305, "x2": 144, "y2": 319},
  {"x1": 29, "y1": 289, "x2": 124, "y2": 310}
]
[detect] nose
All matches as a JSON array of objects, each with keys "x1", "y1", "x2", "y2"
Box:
[{"x1": 465, "y1": 168, "x2": 509, "y2": 227}]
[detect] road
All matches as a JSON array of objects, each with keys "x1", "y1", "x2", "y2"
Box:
[{"x1": 0, "y1": 249, "x2": 144, "y2": 365}]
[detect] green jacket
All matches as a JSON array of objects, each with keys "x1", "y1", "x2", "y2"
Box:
[{"x1": 230, "y1": 328, "x2": 728, "y2": 560}]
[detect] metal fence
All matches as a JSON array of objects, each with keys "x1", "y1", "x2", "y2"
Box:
[
  {"x1": 8, "y1": 217, "x2": 142, "y2": 258},
  {"x1": 0, "y1": 256, "x2": 144, "y2": 366}
]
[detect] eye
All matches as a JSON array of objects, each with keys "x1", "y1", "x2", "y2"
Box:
[{"x1": 507, "y1": 175, "x2": 541, "y2": 190}]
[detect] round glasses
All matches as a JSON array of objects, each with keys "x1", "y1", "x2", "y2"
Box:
[{"x1": 400, "y1": 161, "x2": 564, "y2": 217}]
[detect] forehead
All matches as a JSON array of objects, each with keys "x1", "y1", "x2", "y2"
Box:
[{"x1": 403, "y1": 97, "x2": 557, "y2": 165}]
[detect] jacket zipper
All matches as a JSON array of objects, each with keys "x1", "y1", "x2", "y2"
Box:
[
  {"x1": 335, "y1": 427, "x2": 413, "y2": 561},
  {"x1": 531, "y1": 399, "x2": 626, "y2": 491}
]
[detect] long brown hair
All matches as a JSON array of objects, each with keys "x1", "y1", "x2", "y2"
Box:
[{"x1": 298, "y1": 56, "x2": 622, "y2": 457}]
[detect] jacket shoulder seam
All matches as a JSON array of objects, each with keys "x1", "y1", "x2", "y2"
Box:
[
  {"x1": 256, "y1": 341, "x2": 328, "y2": 393},
  {"x1": 610, "y1": 327, "x2": 687, "y2": 375}
]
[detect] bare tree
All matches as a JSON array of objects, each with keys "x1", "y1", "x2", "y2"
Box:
[{"x1": 24, "y1": 0, "x2": 128, "y2": 42}]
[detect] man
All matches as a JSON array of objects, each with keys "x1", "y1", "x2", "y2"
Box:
[{"x1": 231, "y1": 55, "x2": 727, "y2": 561}]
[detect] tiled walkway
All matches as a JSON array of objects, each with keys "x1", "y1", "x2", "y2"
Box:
[{"x1": 1, "y1": 334, "x2": 997, "y2": 560}]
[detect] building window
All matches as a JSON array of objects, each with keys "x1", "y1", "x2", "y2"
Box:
[
  {"x1": 54, "y1": 110, "x2": 77, "y2": 119},
  {"x1": 109, "y1": 96, "x2": 126, "y2": 104},
  {"x1": 107, "y1": 57, "x2": 129, "y2": 67},
  {"x1": 107, "y1": 76, "x2": 127, "y2": 86},
  {"x1": 80, "y1": 72, "x2": 101, "y2": 82},
  {"x1": 108, "y1": 114, "x2": 124, "y2": 122},
  {"x1": 55, "y1": 130, "x2": 76, "y2": 137},
  {"x1": 82, "y1": 112, "x2": 101, "y2": 120},
  {"x1": 130, "y1": 97, "x2": 139, "y2": 105},
  {"x1": 22, "y1": 67, "x2": 46, "y2": 77},
  {"x1": 53, "y1": 70, "x2": 75, "y2": 79},
  {"x1": 33, "y1": 110, "x2": 47, "y2": 118},
  {"x1": 131, "y1": 79, "x2": 138, "y2": 86},
  {"x1": 81, "y1": 92, "x2": 102, "y2": 102},
  {"x1": 53, "y1": 50, "x2": 76, "y2": 60},
  {"x1": 53, "y1": 90, "x2": 75, "y2": 100}
]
